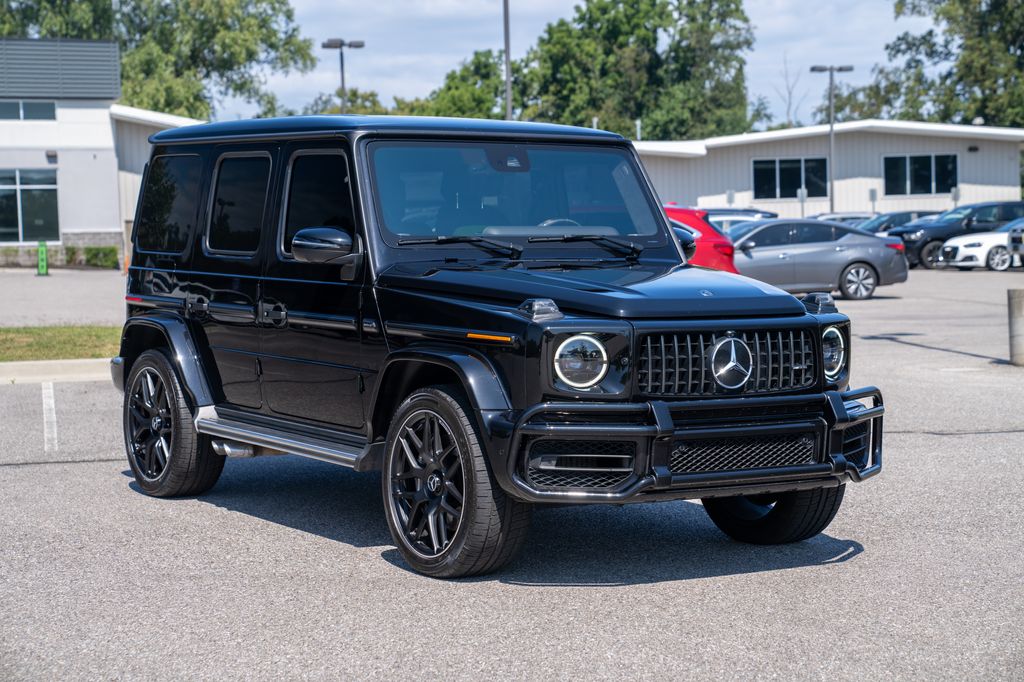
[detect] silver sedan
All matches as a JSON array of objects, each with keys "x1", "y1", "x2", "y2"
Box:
[{"x1": 729, "y1": 219, "x2": 909, "y2": 299}]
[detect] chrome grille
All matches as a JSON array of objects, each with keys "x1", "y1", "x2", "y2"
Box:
[
  {"x1": 669, "y1": 432, "x2": 818, "y2": 474},
  {"x1": 637, "y1": 329, "x2": 816, "y2": 397}
]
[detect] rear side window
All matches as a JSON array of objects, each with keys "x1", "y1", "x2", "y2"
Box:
[
  {"x1": 281, "y1": 152, "x2": 354, "y2": 255},
  {"x1": 207, "y1": 155, "x2": 271, "y2": 254},
  {"x1": 1000, "y1": 204, "x2": 1024, "y2": 221},
  {"x1": 791, "y1": 223, "x2": 836, "y2": 244},
  {"x1": 751, "y1": 224, "x2": 791, "y2": 247},
  {"x1": 135, "y1": 155, "x2": 202, "y2": 254}
]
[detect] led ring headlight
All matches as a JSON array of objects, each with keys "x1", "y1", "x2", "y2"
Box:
[
  {"x1": 821, "y1": 326, "x2": 847, "y2": 381},
  {"x1": 554, "y1": 335, "x2": 608, "y2": 389}
]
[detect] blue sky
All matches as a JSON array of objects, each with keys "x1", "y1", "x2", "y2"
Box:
[{"x1": 219, "y1": 0, "x2": 933, "y2": 132}]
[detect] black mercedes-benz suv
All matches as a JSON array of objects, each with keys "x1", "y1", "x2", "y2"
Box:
[{"x1": 112, "y1": 115, "x2": 884, "y2": 578}]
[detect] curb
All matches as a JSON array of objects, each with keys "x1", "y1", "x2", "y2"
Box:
[{"x1": 0, "y1": 358, "x2": 111, "y2": 385}]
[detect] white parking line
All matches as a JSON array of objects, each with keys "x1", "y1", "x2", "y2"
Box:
[{"x1": 41, "y1": 382, "x2": 58, "y2": 453}]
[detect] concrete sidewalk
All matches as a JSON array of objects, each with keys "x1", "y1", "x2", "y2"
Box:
[
  {"x1": 0, "y1": 358, "x2": 111, "y2": 384},
  {"x1": 0, "y1": 267, "x2": 124, "y2": 327}
]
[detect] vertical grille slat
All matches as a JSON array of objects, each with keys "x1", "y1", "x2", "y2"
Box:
[{"x1": 637, "y1": 329, "x2": 817, "y2": 397}]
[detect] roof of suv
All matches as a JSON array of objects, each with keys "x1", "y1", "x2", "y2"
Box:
[{"x1": 150, "y1": 114, "x2": 627, "y2": 144}]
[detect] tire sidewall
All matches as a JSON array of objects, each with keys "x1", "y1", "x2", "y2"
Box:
[
  {"x1": 919, "y1": 241, "x2": 943, "y2": 269},
  {"x1": 381, "y1": 388, "x2": 479, "y2": 576}
]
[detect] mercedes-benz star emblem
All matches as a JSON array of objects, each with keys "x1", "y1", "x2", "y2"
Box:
[{"x1": 709, "y1": 336, "x2": 753, "y2": 389}]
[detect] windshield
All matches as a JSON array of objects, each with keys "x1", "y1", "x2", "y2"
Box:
[
  {"x1": 997, "y1": 217, "x2": 1024, "y2": 233},
  {"x1": 857, "y1": 215, "x2": 888, "y2": 232},
  {"x1": 728, "y1": 220, "x2": 767, "y2": 241},
  {"x1": 369, "y1": 141, "x2": 666, "y2": 251},
  {"x1": 935, "y1": 206, "x2": 972, "y2": 221}
]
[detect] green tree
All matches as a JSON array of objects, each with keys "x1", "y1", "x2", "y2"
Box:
[
  {"x1": 302, "y1": 87, "x2": 389, "y2": 115},
  {"x1": 1, "y1": 0, "x2": 315, "y2": 119},
  {"x1": 822, "y1": 0, "x2": 1024, "y2": 127},
  {"x1": 393, "y1": 50, "x2": 508, "y2": 119}
]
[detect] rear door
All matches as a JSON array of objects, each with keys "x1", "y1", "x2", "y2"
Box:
[
  {"x1": 734, "y1": 223, "x2": 794, "y2": 286},
  {"x1": 258, "y1": 141, "x2": 366, "y2": 430},
  {"x1": 997, "y1": 203, "x2": 1024, "y2": 228},
  {"x1": 787, "y1": 222, "x2": 840, "y2": 290},
  {"x1": 187, "y1": 146, "x2": 275, "y2": 409},
  {"x1": 969, "y1": 204, "x2": 1001, "y2": 232}
]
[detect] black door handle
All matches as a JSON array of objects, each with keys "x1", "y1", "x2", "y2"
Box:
[
  {"x1": 260, "y1": 302, "x2": 288, "y2": 326},
  {"x1": 185, "y1": 295, "x2": 209, "y2": 315}
]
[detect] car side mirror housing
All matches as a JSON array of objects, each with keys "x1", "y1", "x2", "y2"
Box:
[
  {"x1": 964, "y1": 216, "x2": 976, "y2": 228},
  {"x1": 737, "y1": 239, "x2": 755, "y2": 252},
  {"x1": 673, "y1": 227, "x2": 697, "y2": 260},
  {"x1": 291, "y1": 227, "x2": 362, "y2": 280}
]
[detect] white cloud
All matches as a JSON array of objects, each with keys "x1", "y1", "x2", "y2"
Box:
[{"x1": 215, "y1": 0, "x2": 935, "y2": 127}]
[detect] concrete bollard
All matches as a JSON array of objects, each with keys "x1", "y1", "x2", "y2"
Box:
[{"x1": 1010, "y1": 290, "x2": 1024, "y2": 366}]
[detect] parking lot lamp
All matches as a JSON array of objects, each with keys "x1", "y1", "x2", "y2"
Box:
[
  {"x1": 322, "y1": 39, "x2": 365, "y2": 113},
  {"x1": 811, "y1": 65, "x2": 853, "y2": 212}
]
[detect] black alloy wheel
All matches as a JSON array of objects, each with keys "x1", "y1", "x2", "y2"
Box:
[
  {"x1": 127, "y1": 366, "x2": 173, "y2": 480},
  {"x1": 919, "y1": 241, "x2": 944, "y2": 269},
  {"x1": 388, "y1": 408, "x2": 466, "y2": 557}
]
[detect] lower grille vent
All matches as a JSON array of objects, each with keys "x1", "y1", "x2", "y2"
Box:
[
  {"x1": 841, "y1": 422, "x2": 871, "y2": 467},
  {"x1": 526, "y1": 440, "x2": 635, "y2": 490},
  {"x1": 669, "y1": 432, "x2": 818, "y2": 474}
]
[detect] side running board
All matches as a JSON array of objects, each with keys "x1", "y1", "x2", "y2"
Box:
[{"x1": 194, "y1": 407, "x2": 366, "y2": 469}]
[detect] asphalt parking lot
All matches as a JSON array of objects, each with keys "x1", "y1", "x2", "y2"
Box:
[{"x1": 1, "y1": 269, "x2": 1023, "y2": 679}]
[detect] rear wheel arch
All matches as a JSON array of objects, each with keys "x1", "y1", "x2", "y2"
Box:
[{"x1": 119, "y1": 316, "x2": 214, "y2": 410}]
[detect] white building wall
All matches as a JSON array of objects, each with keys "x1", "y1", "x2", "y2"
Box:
[
  {"x1": 113, "y1": 119, "x2": 157, "y2": 227},
  {"x1": 639, "y1": 132, "x2": 1022, "y2": 218}
]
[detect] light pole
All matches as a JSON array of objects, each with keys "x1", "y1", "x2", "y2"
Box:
[
  {"x1": 810, "y1": 64, "x2": 853, "y2": 212},
  {"x1": 502, "y1": 0, "x2": 512, "y2": 120},
  {"x1": 322, "y1": 38, "x2": 365, "y2": 113}
]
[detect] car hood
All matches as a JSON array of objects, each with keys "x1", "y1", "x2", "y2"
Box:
[
  {"x1": 376, "y1": 260, "x2": 805, "y2": 319},
  {"x1": 944, "y1": 231, "x2": 1006, "y2": 247}
]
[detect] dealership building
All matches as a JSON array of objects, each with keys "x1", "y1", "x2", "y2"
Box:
[
  {"x1": 635, "y1": 120, "x2": 1024, "y2": 217},
  {"x1": 0, "y1": 38, "x2": 198, "y2": 264}
]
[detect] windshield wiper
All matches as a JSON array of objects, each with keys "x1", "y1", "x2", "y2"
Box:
[
  {"x1": 527, "y1": 234, "x2": 643, "y2": 261},
  {"x1": 397, "y1": 235, "x2": 523, "y2": 259}
]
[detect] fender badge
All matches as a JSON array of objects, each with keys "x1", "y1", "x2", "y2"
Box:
[{"x1": 699, "y1": 289, "x2": 714, "y2": 297}]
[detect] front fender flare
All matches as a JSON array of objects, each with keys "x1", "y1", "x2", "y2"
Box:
[{"x1": 118, "y1": 314, "x2": 214, "y2": 408}]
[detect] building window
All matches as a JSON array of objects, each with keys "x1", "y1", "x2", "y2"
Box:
[
  {"x1": 883, "y1": 154, "x2": 958, "y2": 195},
  {"x1": 0, "y1": 100, "x2": 56, "y2": 121},
  {"x1": 0, "y1": 169, "x2": 58, "y2": 243},
  {"x1": 752, "y1": 158, "x2": 828, "y2": 199}
]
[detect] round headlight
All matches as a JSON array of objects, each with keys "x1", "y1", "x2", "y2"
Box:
[
  {"x1": 821, "y1": 326, "x2": 846, "y2": 381},
  {"x1": 554, "y1": 335, "x2": 608, "y2": 389}
]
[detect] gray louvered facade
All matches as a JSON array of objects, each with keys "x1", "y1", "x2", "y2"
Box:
[{"x1": 0, "y1": 39, "x2": 120, "y2": 99}]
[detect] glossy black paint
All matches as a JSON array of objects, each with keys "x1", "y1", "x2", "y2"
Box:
[{"x1": 117, "y1": 115, "x2": 883, "y2": 504}]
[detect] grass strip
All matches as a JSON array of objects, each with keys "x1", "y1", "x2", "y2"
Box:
[{"x1": 0, "y1": 326, "x2": 121, "y2": 362}]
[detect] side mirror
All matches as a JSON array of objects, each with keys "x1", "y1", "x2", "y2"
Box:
[
  {"x1": 737, "y1": 239, "x2": 755, "y2": 252},
  {"x1": 291, "y1": 227, "x2": 353, "y2": 264},
  {"x1": 673, "y1": 227, "x2": 697, "y2": 260},
  {"x1": 964, "y1": 216, "x2": 976, "y2": 228}
]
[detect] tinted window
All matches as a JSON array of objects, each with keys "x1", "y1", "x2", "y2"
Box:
[
  {"x1": 753, "y1": 160, "x2": 775, "y2": 199},
  {"x1": 791, "y1": 223, "x2": 836, "y2": 244},
  {"x1": 20, "y1": 169, "x2": 56, "y2": 185},
  {"x1": 0, "y1": 189, "x2": 16, "y2": 241},
  {"x1": 884, "y1": 157, "x2": 907, "y2": 195},
  {"x1": 370, "y1": 142, "x2": 662, "y2": 243},
  {"x1": 750, "y1": 224, "x2": 791, "y2": 247},
  {"x1": 21, "y1": 101, "x2": 55, "y2": 120},
  {"x1": 778, "y1": 159, "x2": 801, "y2": 198},
  {"x1": 282, "y1": 153, "x2": 354, "y2": 254},
  {"x1": 973, "y1": 205, "x2": 999, "y2": 223},
  {"x1": 0, "y1": 102, "x2": 19, "y2": 119},
  {"x1": 935, "y1": 154, "x2": 957, "y2": 193},
  {"x1": 910, "y1": 155, "x2": 931, "y2": 194},
  {"x1": 21, "y1": 189, "x2": 58, "y2": 240},
  {"x1": 999, "y1": 204, "x2": 1024, "y2": 221},
  {"x1": 135, "y1": 155, "x2": 202, "y2": 253},
  {"x1": 804, "y1": 158, "x2": 827, "y2": 197},
  {"x1": 208, "y1": 155, "x2": 270, "y2": 254}
]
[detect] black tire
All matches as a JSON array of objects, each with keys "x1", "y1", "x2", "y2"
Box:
[
  {"x1": 918, "y1": 241, "x2": 944, "y2": 269},
  {"x1": 839, "y1": 262, "x2": 878, "y2": 299},
  {"x1": 986, "y1": 245, "x2": 1012, "y2": 272},
  {"x1": 123, "y1": 349, "x2": 224, "y2": 497},
  {"x1": 702, "y1": 485, "x2": 845, "y2": 544},
  {"x1": 381, "y1": 385, "x2": 532, "y2": 578}
]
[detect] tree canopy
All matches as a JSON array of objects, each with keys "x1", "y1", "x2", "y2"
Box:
[
  {"x1": 1, "y1": 0, "x2": 315, "y2": 119},
  {"x1": 819, "y1": 0, "x2": 1024, "y2": 127}
]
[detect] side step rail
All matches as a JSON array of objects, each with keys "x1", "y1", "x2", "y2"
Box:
[{"x1": 194, "y1": 407, "x2": 365, "y2": 469}]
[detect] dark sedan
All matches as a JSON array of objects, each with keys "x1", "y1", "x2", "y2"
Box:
[
  {"x1": 888, "y1": 201, "x2": 1024, "y2": 268},
  {"x1": 730, "y1": 219, "x2": 909, "y2": 299}
]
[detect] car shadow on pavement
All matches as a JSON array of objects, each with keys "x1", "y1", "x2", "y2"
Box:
[
  {"x1": 860, "y1": 332, "x2": 1009, "y2": 363},
  {"x1": 129, "y1": 457, "x2": 864, "y2": 585}
]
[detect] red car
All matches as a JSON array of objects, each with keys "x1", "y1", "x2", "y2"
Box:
[{"x1": 664, "y1": 205, "x2": 737, "y2": 273}]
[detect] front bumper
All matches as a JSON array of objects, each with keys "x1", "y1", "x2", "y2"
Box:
[{"x1": 498, "y1": 387, "x2": 884, "y2": 504}]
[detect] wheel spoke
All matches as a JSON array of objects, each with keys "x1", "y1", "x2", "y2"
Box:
[
  {"x1": 426, "y1": 506, "x2": 441, "y2": 552},
  {"x1": 399, "y1": 436, "x2": 420, "y2": 471},
  {"x1": 444, "y1": 479, "x2": 463, "y2": 503}
]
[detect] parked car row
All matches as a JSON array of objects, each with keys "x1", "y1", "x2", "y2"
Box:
[
  {"x1": 889, "y1": 200, "x2": 1024, "y2": 268},
  {"x1": 940, "y1": 216, "x2": 1024, "y2": 271}
]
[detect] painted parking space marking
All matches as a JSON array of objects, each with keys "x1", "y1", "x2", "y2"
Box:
[{"x1": 42, "y1": 381, "x2": 58, "y2": 453}]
